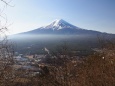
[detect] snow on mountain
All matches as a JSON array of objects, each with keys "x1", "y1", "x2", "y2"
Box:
[
  {"x1": 18, "y1": 19, "x2": 107, "y2": 35},
  {"x1": 40, "y1": 19, "x2": 80, "y2": 30}
]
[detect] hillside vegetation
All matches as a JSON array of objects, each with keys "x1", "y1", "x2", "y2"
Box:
[{"x1": 0, "y1": 39, "x2": 115, "y2": 86}]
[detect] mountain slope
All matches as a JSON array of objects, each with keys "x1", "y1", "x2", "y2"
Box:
[{"x1": 21, "y1": 19, "x2": 105, "y2": 35}]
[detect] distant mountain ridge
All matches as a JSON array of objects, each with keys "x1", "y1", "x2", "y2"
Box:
[{"x1": 20, "y1": 19, "x2": 108, "y2": 35}]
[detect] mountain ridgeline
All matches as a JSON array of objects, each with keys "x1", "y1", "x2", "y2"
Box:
[{"x1": 20, "y1": 19, "x2": 107, "y2": 35}]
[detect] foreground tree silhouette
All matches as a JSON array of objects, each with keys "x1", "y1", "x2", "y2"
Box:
[{"x1": 0, "y1": 0, "x2": 16, "y2": 86}]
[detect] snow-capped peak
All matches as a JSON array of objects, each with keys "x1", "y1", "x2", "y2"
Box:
[{"x1": 41, "y1": 19, "x2": 79, "y2": 30}]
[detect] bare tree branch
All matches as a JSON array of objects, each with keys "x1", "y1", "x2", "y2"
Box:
[{"x1": 1, "y1": 0, "x2": 14, "y2": 7}]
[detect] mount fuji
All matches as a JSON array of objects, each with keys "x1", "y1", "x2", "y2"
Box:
[
  {"x1": 11, "y1": 19, "x2": 114, "y2": 54},
  {"x1": 21, "y1": 19, "x2": 105, "y2": 35}
]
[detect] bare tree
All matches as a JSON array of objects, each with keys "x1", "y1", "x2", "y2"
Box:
[{"x1": 0, "y1": 0, "x2": 16, "y2": 86}]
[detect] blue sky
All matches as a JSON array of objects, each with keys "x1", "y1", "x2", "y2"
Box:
[{"x1": 1, "y1": 0, "x2": 115, "y2": 34}]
